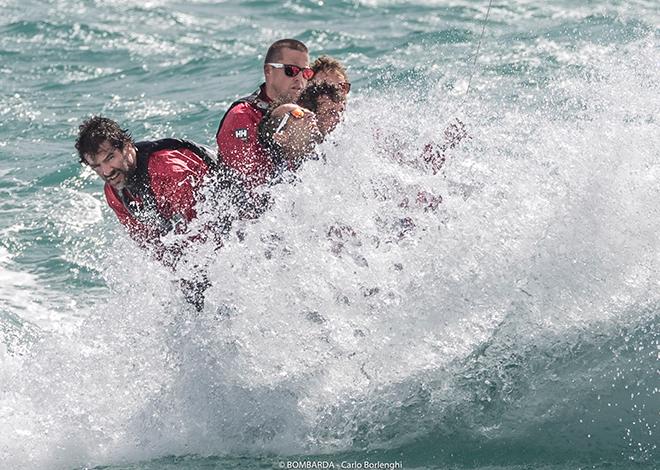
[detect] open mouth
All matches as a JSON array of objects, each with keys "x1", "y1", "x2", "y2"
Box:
[{"x1": 106, "y1": 173, "x2": 122, "y2": 183}]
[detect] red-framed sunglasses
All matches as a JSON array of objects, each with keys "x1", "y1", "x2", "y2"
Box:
[
  {"x1": 267, "y1": 62, "x2": 315, "y2": 80},
  {"x1": 337, "y1": 81, "x2": 351, "y2": 94}
]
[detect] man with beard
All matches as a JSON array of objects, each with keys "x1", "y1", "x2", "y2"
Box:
[{"x1": 75, "y1": 115, "x2": 240, "y2": 309}]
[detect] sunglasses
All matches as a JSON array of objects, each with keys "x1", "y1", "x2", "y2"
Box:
[
  {"x1": 337, "y1": 81, "x2": 351, "y2": 94},
  {"x1": 274, "y1": 107, "x2": 306, "y2": 134},
  {"x1": 267, "y1": 63, "x2": 315, "y2": 80}
]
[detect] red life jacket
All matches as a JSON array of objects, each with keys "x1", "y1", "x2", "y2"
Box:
[
  {"x1": 215, "y1": 84, "x2": 276, "y2": 189},
  {"x1": 104, "y1": 139, "x2": 216, "y2": 243},
  {"x1": 215, "y1": 86, "x2": 270, "y2": 143}
]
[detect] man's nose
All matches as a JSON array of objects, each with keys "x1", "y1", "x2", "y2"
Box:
[
  {"x1": 295, "y1": 73, "x2": 306, "y2": 86},
  {"x1": 100, "y1": 162, "x2": 113, "y2": 176}
]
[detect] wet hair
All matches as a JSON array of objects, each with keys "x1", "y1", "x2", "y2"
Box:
[
  {"x1": 264, "y1": 39, "x2": 309, "y2": 64},
  {"x1": 311, "y1": 55, "x2": 348, "y2": 81},
  {"x1": 297, "y1": 82, "x2": 345, "y2": 113},
  {"x1": 75, "y1": 116, "x2": 133, "y2": 164}
]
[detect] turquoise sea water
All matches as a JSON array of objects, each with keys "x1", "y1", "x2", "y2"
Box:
[{"x1": 1, "y1": 1, "x2": 658, "y2": 469}]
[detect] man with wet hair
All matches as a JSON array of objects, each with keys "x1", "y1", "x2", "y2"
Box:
[
  {"x1": 75, "y1": 116, "x2": 236, "y2": 309},
  {"x1": 76, "y1": 116, "x2": 217, "y2": 249},
  {"x1": 215, "y1": 38, "x2": 315, "y2": 190}
]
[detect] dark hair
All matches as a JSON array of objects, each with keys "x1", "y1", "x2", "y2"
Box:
[
  {"x1": 297, "y1": 82, "x2": 345, "y2": 113},
  {"x1": 75, "y1": 116, "x2": 133, "y2": 164},
  {"x1": 311, "y1": 55, "x2": 348, "y2": 81},
  {"x1": 264, "y1": 39, "x2": 308, "y2": 64}
]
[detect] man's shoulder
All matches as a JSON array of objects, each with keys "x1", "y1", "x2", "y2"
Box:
[
  {"x1": 147, "y1": 147, "x2": 206, "y2": 174},
  {"x1": 223, "y1": 100, "x2": 262, "y2": 122},
  {"x1": 222, "y1": 86, "x2": 268, "y2": 121},
  {"x1": 218, "y1": 103, "x2": 262, "y2": 143}
]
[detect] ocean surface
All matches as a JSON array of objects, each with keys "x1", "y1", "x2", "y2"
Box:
[{"x1": 1, "y1": 1, "x2": 658, "y2": 469}]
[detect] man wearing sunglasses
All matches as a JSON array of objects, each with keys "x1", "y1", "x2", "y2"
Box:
[{"x1": 215, "y1": 38, "x2": 314, "y2": 190}]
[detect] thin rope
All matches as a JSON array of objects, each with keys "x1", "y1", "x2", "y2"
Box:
[{"x1": 463, "y1": 0, "x2": 494, "y2": 102}]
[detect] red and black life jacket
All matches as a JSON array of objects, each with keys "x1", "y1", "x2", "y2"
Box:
[
  {"x1": 121, "y1": 138, "x2": 256, "y2": 238},
  {"x1": 116, "y1": 139, "x2": 215, "y2": 234},
  {"x1": 214, "y1": 86, "x2": 270, "y2": 147},
  {"x1": 215, "y1": 86, "x2": 297, "y2": 181}
]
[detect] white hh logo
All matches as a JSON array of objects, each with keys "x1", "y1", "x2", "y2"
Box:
[{"x1": 234, "y1": 128, "x2": 248, "y2": 140}]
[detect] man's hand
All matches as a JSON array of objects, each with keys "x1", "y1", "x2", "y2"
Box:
[
  {"x1": 444, "y1": 118, "x2": 469, "y2": 149},
  {"x1": 422, "y1": 119, "x2": 470, "y2": 174}
]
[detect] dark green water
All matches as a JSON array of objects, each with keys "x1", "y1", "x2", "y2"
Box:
[{"x1": 0, "y1": 1, "x2": 658, "y2": 469}]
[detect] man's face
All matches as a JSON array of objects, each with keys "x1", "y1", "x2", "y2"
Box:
[
  {"x1": 84, "y1": 140, "x2": 137, "y2": 190},
  {"x1": 265, "y1": 48, "x2": 311, "y2": 102},
  {"x1": 315, "y1": 95, "x2": 345, "y2": 136}
]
